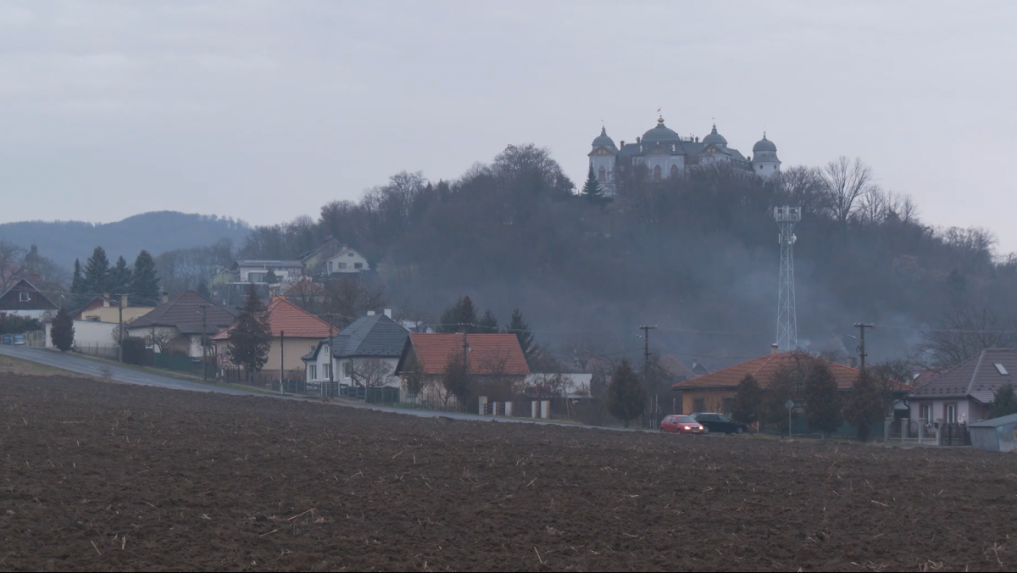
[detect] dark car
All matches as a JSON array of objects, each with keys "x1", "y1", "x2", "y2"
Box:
[{"x1": 692, "y1": 413, "x2": 749, "y2": 435}]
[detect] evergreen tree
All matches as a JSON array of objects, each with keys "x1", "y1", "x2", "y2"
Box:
[
  {"x1": 477, "y1": 309, "x2": 498, "y2": 333},
  {"x1": 264, "y1": 269, "x2": 280, "y2": 284},
  {"x1": 228, "y1": 283, "x2": 272, "y2": 378},
  {"x1": 804, "y1": 362, "x2": 843, "y2": 436},
  {"x1": 71, "y1": 259, "x2": 87, "y2": 308},
  {"x1": 84, "y1": 246, "x2": 111, "y2": 294},
  {"x1": 438, "y1": 295, "x2": 478, "y2": 333},
  {"x1": 507, "y1": 308, "x2": 535, "y2": 361},
  {"x1": 607, "y1": 358, "x2": 646, "y2": 428},
  {"x1": 50, "y1": 307, "x2": 74, "y2": 352},
  {"x1": 580, "y1": 164, "x2": 604, "y2": 205},
  {"x1": 110, "y1": 256, "x2": 133, "y2": 296},
  {"x1": 844, "y1": 371, "x2": 885, "y2": 441},
  {"x1": 732, "y1": 373, "x2": 762, "y2": 425},
  {"x1": 131, "y1": 250, "x2": 160, "y2": 306},
  {"x1": 990, "y1": 383, "x2": 1017, "y2": 419},
  {"x1": 196, "y1": 279, "x2": 211, "y2": 299}
]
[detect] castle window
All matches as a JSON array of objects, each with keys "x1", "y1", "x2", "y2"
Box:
[
  {"x1": 670, "y1": 164, "x2": 679, "y2": 178},
  {"x1": 598, "y1": 166, "x2": 606, "y2": 182},
  {"x1": 653, "y1": 165, "x2": 662, "y2": 180}
]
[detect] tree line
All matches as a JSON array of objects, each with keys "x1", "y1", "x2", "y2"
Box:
[{"x1": 70, "y1": 247, "x2": 161, "y2": 308}]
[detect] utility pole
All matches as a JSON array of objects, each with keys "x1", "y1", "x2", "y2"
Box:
[
  {"x1": 279, "y1": 330, "x2": 285, "y2": 395},
  {"x1": 854, "y1": 323, "x2": 875, "y2": 372},
  {"x1": 116, "y1": 294, "x2": 124, "y2": 364},
  {"x1": 199, "y1": 304, "x2": 208, "y2": 381},
  {"x1": 324, "y1": 314, "x2": 337, "y2": 399},
  {"x1": 640, "y1": 325, "x2": 657, "y2": 428}
]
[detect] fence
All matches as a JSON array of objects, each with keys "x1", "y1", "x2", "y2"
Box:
[{"x1": 75, "y1": 343, "x2": 120, "y2": 361}]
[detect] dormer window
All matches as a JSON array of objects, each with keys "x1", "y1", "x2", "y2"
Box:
[
  {"x1": 19, "y1": 292, "x2": 30, "y2": 302},
  {"x1": 995, "y1": 363, "x2": 1009, "y2": 375}
]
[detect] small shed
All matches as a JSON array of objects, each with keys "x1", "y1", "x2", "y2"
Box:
[{"x1": 968, "y1": 414, "x2": 1017, "y2": 452}]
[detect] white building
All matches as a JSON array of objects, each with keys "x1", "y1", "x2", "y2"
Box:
[
  {"x1": 589, "y1": 117, "x2": 782, "y2": 194},
  {"x1": 322, "y1": 247, "x2": 370, "y2": 275},
  {"x1": 232, "y1": 260, "x2": 304, "y2": 284},
  {"x1": 303, "y1": 310, "x2": 408, "y2": 392}
]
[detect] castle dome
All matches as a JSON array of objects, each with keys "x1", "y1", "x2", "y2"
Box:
[
  {"x1": 642, "y1": 116, "x2": 680, "y2": 142},
  {"x1": 753, "y1": 133, "x2": 777, "y2": 153},
  {"x1": 702, "y1": 124, "x2": 727, "y2": 146},
  {"x1": 591, "y1": 127, "x2": 616, "y2": 149}
]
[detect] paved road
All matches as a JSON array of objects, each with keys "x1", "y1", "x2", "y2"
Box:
[{"x1": 0, "y1": 346, "x2": 611, "y2": 429}]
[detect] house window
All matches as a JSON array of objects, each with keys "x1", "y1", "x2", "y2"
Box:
[
  {"x1": 945, "y1": 403, "x2": 957, "y2": 424},
  {"x1": 19, "y1": 292, "x2": 30, "y2": 302},
  {"x1": 995, "y1": 363, "x2": 1009, "y2": 375},
  {"x1": 920, "y1": 404, "x2": 933, "y2": 423},
  {"x1": 310, "y1": 365, "x2": 317, "y2": 380},
  {"x1": 338, "y1": 262, "x2": 348, "y2": 270},
  {"x1": 354, "y1": 263, "x2": 363, "y2": 269},
  {"x1": 693, "y1": 397, "x2": 705, "y2": 413},
  {"x1": 344, "y1": 361, "x2": 352, "y2": 379},
  {"x1": 249, "y1": 272, "x2": 266, "y2": 283},
  {"x1": 348, "y1": 253, "x2": 354, "y2": 257},
  {"x1": 322, "y1": 364, "x2": 331, "y2": 379}
]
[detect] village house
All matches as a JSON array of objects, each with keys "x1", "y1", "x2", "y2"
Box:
[
  {"x1": 395, "y1": 333, "x2": 530, "y2": 408},
  {"x1": 231, "y1": 260, "x2": 304, "y2": 284},
  {"x1": 321, "y1": 247, "x2": 370, "y2": 276},
  {"x1": 0, "y1": 279, "x2": 57, "y2": 321},
  {"x1": 211, "y1": 297, "x2": 333, "y2": 375},
  {"x1": 298, "y1": 237, "x2": 345, "y2": 276},
  {"x1": 671, "y1": 346, "x2": 862, "y2": 415},
  {"x1": 126, "y1": 291, "x2": 235, "y2": 358},
  {"x1": 302, "y1": 310, "x2": 408, "y2": 396},
  {"x1": 907, "y1": 348, "x2": 1017, "y2": 426},
  {"x1": 49, "y1": 295, "x2": 156, "y2": 351}
]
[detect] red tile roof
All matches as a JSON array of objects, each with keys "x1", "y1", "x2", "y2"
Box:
[
  {"x1": 672, "y1": 352, "x2": 862, "y2": 391},
  {"x1": 406, "y1": 333, "x2": 530, "y2": 376},
  {"x1": 211, "y1": 298, "x2": 332, "y2": 340}
]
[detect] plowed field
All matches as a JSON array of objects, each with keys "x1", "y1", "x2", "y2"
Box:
[{"x1": 2, "y1": 374, "x2": 1016, "y2": 571}]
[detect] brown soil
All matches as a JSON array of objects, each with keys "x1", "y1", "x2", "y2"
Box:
[{"x1": 2, "y1": 375, "x2": 1016, "y2": 572}]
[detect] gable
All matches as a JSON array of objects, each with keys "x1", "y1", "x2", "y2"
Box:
[{"x1": 0, "y1": 279, "x2": 58, "y2": 312}]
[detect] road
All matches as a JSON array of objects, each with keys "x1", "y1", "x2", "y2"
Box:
[{"x1": 0, "y1": 345, "x2": 607, "y2": 428}]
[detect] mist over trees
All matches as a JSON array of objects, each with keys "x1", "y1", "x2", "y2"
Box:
[{"x1": 220, "y1": 142, "x2": 1017, "y2": 370}]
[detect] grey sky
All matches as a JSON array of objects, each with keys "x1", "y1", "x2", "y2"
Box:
[{"x1": 2, "y1": 1, "x2": 1016, "y2": 250}]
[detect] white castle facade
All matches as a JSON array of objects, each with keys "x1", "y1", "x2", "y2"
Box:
[{"x1": 589, "y1": 116, "x2": 781, "y2": 193}]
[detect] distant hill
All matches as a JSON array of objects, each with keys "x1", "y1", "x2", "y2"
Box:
[{"x1": 0, "y1": 211, "x2": 251, "y2": 269}]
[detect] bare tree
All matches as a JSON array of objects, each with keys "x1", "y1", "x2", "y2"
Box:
[
  {"x1": 0, "y1": 241, "x2": 27, "y2": 292},
  {"x1": 919, "y1": 307, "x2": 1017, "y2": 368},
  {"x1": 822, "y1": 156, "x2": 875, "y2": 224},
  {"x1": 349, "y1": 357, "x2": 393, "y2": 389},
  {"x1": 321, "y1": 278, "x2": 386, "y2": 328},
  {"x1": 774, "y1": 165, "x2": 830, "y2": 218}
]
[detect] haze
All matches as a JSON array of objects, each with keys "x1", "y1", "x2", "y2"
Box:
[{"x1": 1, "y1": 1, "x2": 1014, "y2": 250}]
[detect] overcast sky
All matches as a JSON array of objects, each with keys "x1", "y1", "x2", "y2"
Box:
[{"x1": 2, "y1": 1, "x2": 1016, "y2": 250}]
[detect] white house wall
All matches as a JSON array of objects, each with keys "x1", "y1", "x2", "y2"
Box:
[{"x1": 70, "y1": 320, "x2": 118, "y2": 350}]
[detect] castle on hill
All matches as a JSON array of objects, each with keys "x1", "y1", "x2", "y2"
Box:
[{"x1": 588, "y1": 116, "x2": 781, "y2": 194}]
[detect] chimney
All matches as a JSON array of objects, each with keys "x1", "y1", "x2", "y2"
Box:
[
  {"x1": 121, "y1": 294, "x2": 129, "y2": 309},
  {"x1": 367, "y1": 310, "x2": 375, "y2": 316},
  {"x1": 384, "y1": 308, "x2": 392, "y2": 318},
  {"x1": 162, "y1": 292, "x2": 169, "y2": 304},
  {"x1": 771, "y1": 343, "x2": 779, "y2": 355},
  {"x1": 102, "y1": 294, "x2": 110, "y2": 308}
]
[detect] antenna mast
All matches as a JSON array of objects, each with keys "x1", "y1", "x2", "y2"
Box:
[{"x1": 774, "y1": 206, "x2": 801, "y2": 352}]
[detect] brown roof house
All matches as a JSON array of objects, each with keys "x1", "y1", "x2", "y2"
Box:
[
  {"x1": 908, "y1": 349, "x2": 1017, "y2": 426},
  {"x1": 126, "y1": 291, "x2": 236, "y2": 358},
  {"x1": 672, "y1": 346, "x2": 862, "y2": 417},
  {"x1": 0, "y1": 279, "x2": 58, "y2": 321},
  {"x1": 211, "y1": 297, "x2": 333, "y2": 375},
  {"x1": 395, "y1": 333, "x2": 530, "y2": 410}
]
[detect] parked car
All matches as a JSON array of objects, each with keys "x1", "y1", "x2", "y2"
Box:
[
  {"x1": 692, "y1": 413, "x2": 749, "y2": 435},
  {"x1": 660, "y1": 415, "x2": 706, "y2": 435}
]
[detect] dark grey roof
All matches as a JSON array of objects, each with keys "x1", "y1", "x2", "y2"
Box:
[
  {"x1": 331, "y1": 315, "x2": 409, "y2": 358},
  {"x1": 909, "y1": 348, "x2": 1017, "y2": 403},
  {"x1": 128, "y1": 290, "x2": 235, "y2": 335},
  {"x1": 591, "y1": 127, "x2": 617, "y2": 151},
  {"x1": 969, "y1": 413, "x2": 1017, "y2": 428},
  {"x1": 702, "y1": 125, "x2": 727, "y2": 146},
  {"x1": 642, "y1": 118, "x2": 680, "y2": 142},
  {"x1": 753, "y1": 135, "x2": 777, "y2": 153}
]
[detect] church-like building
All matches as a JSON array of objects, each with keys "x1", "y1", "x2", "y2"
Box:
[{"x1": 589, "y1": 116, "x2": 781, "y2": 193}]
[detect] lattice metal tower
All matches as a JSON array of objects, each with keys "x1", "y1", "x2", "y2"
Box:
[{"x1": 774, "y1": 206, "x2": 801, "y2": 352}]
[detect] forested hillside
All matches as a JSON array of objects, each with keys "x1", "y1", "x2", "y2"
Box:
[
  {"x1": 0, "y1": 212, "x2": 250, "y2": 269},
  {"x1": 231, "y1": 145, "x2": 1014, "y2": 369}
]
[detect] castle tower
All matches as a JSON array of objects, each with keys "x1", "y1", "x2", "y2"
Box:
[
  {"x1": 752, "y1": 133, "x2": 781, "y2": 179},
  {"x1": 588, "y1": 126, "x2": 618, "y2": 193}
]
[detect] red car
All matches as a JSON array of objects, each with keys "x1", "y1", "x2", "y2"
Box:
[{"x1": 660, "y1": 415, "x2": 706, "y2": 435}]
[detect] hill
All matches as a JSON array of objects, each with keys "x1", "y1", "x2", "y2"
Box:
[{"x1": 0, "y1": 212, "x2": 250, "y2": 269}]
